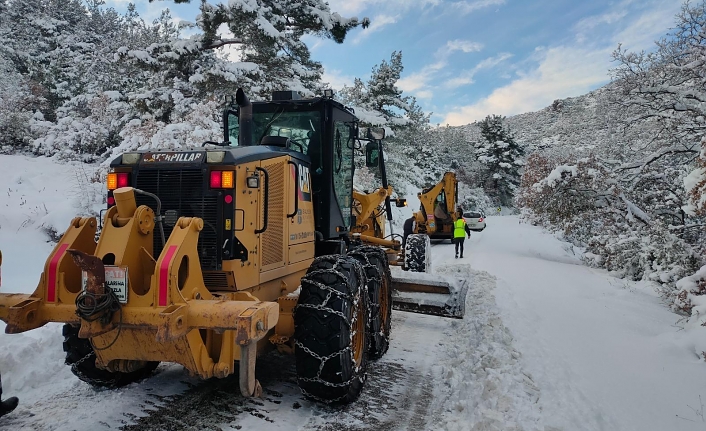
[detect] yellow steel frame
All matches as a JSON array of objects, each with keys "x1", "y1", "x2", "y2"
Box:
[{"x1": 0, "y1": 187, "x2": 278, "y2": 396}]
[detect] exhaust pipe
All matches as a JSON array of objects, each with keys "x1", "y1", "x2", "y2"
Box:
[{"x1": 236, "y1": 88, "x2": 253, "y2": 146}]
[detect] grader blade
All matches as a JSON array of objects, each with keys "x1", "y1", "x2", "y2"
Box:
[{"x1": 390, "y1": 276, "x2": 468, "y2": 319}]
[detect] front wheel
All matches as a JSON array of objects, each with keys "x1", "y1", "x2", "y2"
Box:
[
  {"x1": 294, "y1": 255, "x2": 370, "y2": 404},
  {"x1": 405, "y1": 234, "x2": 432, "y2": 273},
  {"x1": 62, "y1": 324, "x2": 159, "y2": 388}
]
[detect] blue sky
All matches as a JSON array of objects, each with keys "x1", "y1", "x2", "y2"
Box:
[{"x1": 122, "y1": 0, "x2": 684, "y2": 126}]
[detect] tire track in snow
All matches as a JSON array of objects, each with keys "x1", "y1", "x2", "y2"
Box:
[
  {"x1": 310, "y1": 311, "x2": 446, "y2": 431},
  {"x1": 427, "y1": 264, "x2": 546, "y2": 431},
  {"x1": 118, "y1": 312, "x2": 450, "y2": 431}
]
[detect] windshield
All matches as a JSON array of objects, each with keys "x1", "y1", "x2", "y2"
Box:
[{"x1": 227, "y1": 109, "x2": 322, "y2": 155}]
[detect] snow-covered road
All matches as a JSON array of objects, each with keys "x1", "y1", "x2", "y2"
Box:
[{"x1": 463, "y1": 216, "x2": 706, "y2": 431}]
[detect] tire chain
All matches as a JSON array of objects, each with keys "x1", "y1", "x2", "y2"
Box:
[
  {"x1": 349, "y1": 247, "x2": 390, "y2": 346},
  {"x1": 64, "y1": 324, "x2": 149, "y2": 388},
  {"x1": 68, "y1": 351, "x2": 119, "y2": 387},
  {"x1": 294, "y1": 256, "x2": 367, "y2": 404},
  {"x1": 406, "y1": 235, "x2": 427, "y2": 272}
]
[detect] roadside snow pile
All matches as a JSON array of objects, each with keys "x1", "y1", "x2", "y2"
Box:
[
  {"x1": 428, "y1": 264, "x2": 544, "y2": 431},
  {"x1": 0, "y1": 155, "x2": 104, "y2": 235},
  {"x1": 0, "y1": 154, "x2": 104, "y2": 405},
  {"x1": 674, "y1": 265, "x2": 706, "y2": 357}
]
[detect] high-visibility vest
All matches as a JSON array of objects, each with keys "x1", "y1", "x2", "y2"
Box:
[{"x1": 453, "y1": 218, "x2": 466, "y2": 238}]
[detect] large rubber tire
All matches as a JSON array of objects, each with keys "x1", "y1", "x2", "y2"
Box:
[
  {"x1": 350, "y1": 246, "x2": 392, "y2": 360},
  {"x1": 62, "y1": 324, "x2": 159, "y2": 388},
  {"x1": 293, "y1": 255, "x2": 370, "y2": 404},
  {"x1": 404, "y1": 233, "x2": 432, "y2": 273}
]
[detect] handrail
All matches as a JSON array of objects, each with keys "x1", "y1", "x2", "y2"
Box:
[
  {"x1": 287, "y1": 161, "x2": 299, "y2": 218},
  {"x1": 255, "y1": 167, "x2": 268, "y2": 234}
]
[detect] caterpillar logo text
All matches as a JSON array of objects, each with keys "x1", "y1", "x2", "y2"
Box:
[{"x1": 296, "y1": 163, "x2": 312, "y2": 202}]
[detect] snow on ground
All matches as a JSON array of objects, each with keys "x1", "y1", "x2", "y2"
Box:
[
  {"x1": 0, "y1": 155, "x2": 104, "y2": 408},
  {"x1": 467, "y1": 216, "x2": 706, "y2": 431},
  {"x1": 2, "y1": 154, "x2": 706, "y2": 431}
]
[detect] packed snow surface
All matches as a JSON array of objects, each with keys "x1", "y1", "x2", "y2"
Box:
[{"x1": 0, "y1": 155, "x2": 706, "y2": 430}]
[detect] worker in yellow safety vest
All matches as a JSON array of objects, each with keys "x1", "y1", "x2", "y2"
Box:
[{"x1": 453, "y1": 211, "x2": 471, "y2": 259}]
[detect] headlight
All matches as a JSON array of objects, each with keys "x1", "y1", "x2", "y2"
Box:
[
  {"x1": 207, "y1": 151, "x2": 226, "y2": 163},
  {"x1": 122, "y1": 153, "x2": 140, "y2": 164}
]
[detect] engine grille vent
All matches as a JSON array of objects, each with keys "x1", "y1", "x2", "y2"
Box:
[
  {"x1": 262, "y1": 162, "x2": 285, "y2": 266},
  {"x1": 202, "y1": 271, "x2": 230, "y2": 290},
  {"x1": 135, "y1": 169, "x2": 220, "y2": 270}
]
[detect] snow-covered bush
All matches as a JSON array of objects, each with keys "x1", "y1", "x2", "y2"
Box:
[
  {"x1": 31, "y1": 93, "x2": 131, "y2": 161},
  {"x1": 520, "y1": 150, "x2": 702, "y2": 287},
  {"x1": 519, "y1": 154, "x2": 611, "y2": 229},
  {"x1": 0, "y1": 55, "x2": 40, "y2": 152},
  {"x1": 587, "y1": 221, "x2": 700, "y2": 282},
  {"x1": 674, "y1": 265, "x2": 706, "y2": 315},
  {"x1": 458, "y1": 184, "x2": 494, "y2": 214},
  {"x1": 104, "y1": 96, "x2": 222, "y2": 164}
]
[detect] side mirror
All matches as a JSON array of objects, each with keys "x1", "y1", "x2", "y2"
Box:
[
  {"x1": 365, "y1": 141, "x2": 380, "y2": 168},
  {"x1": 395, "y1": 198, "x2": 407, "y2": 208},
  {"x1": 359, "y1": 127, "x2": 385, "y2": 140}
]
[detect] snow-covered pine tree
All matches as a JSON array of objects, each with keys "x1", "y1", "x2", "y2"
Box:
[
  {"x1": 476, "y1": 114, "x2": 525, "y2": 206},
  {"x1": 338, "y1": 51, "x2": 436, "y2": 192},
  {"x1": 364, "y1": 51, "x2": 410, "y2": 130},
  {"x1": 338, "y1": 51, "x2": 415, "y2": 129},
  {"x1": 182, "y1": 0, "x2": 369, "y2": 99}
]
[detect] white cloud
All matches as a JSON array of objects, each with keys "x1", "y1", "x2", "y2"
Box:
[
  {"x1": 416, "y1": 90, "x2": 434, "y2": 100},
  {"x1": 444, "y1": 76, "x2": 475, "y2": 88},
  {"x1": 441, "y1": 46, "x2": 611, "y2": 126},
  {"x1": 475, "y1": 52, "x2": 513, "y2": 69},
  {"x1": 612, "y1": 1, "x2": 683, "y2": 51},
  {"x1": 352, "y1": 14, "x2": 399, "y2": 44},
  {"x1": 439, "y1": 0, "x2": 683, "y2": 126},
  {"x1": 399, "y1": 39, "x2": 484, "y2": 94},
  {"x1": 450, "y1": 0, "x2": 506, "y2": 15},
  {"x1": 443, "y1": 39, "x2": 484, "y2": 54},
  {"x1": 322, "y1": 68, "x2": 356, "y2": 91},
  {"x1": 574, "y1": 11, "x2": 627, "y2": 33},
  {"x1": 215, "y1": 24, "x2": 242, "y2": 62},
  {"x1": 325, "y1": 0, "x2": 440, "y2": 16},
  {"x1": 441, "y1": 52, "x2": 512, "y2": 90},
  {"x1": 398, "y1": 70, "x2": 433, "y2": 93},
  {"x1": 325, "y1": 0, "x2": 376, "y2": 15}
]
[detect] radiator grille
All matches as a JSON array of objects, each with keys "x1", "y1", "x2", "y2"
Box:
[
  {"x1": 135, "y1": 169, "x2": 220, "y2": 270},
  {"x1": 202, "y1": 271, "x2": 229, "y2": 290},
  {"x1": 262, "y1": 162, "x2": 285, "y2": 266}
]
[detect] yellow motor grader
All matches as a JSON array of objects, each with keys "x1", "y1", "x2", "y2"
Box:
[{"x1": 0, "y1": 89, "x2": 460, "y2": 405}]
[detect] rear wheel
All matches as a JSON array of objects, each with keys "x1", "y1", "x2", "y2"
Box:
[
  {"x1": 350, "y1": 246, "x2": 392, "y2": 359},
  {"x1": 405, "y1": 233, "x2": 432, "y2": 273},
  {"x1": 62, "y1": 324, "x2": 159, "y2": 388},
  {"x1": 294, "y1": 255, "x2": 370, "y2": 404}
]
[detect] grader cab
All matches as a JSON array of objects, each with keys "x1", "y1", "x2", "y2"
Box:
[{"x1": 0, "y1": 88, "x2": 460, "y2": 404}]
